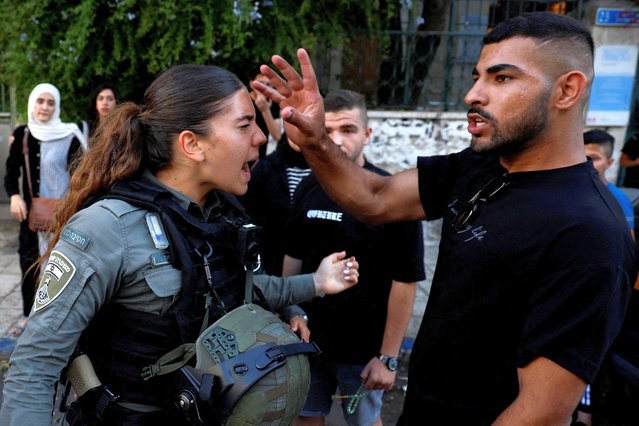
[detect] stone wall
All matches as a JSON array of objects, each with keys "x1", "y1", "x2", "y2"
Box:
[{"x1": 364, "y1": 111, "x2": 468, "y2": 338}]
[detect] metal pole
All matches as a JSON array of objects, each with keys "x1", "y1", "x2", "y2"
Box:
[{"x1": 10, "y1": 75, "x2": 16, "y2": 130}]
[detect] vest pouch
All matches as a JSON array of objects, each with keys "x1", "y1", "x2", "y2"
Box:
[{"x1": 143, "y1": 267, "x2": 182, "y2": 298}]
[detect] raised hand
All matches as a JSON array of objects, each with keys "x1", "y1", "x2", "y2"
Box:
[
  {"x1": 249, "y1": 81, "x2": 272, "y2": 113},
  {"x1": 254, "y1": 49, "x2": 327, "y2": 150}
]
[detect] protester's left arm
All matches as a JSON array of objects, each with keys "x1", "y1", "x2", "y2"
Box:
[{"x1": 361, "y1": 280, "x2": 416, "y2": 391}]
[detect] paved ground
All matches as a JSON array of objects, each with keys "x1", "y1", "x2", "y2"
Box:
[
  {"x1": 0, "y1": 202, "x2": 23, "y2": 410},
  {"x1": 0, "y1": 202, "x2": 23, "y2": 362},
  {"x1": 0, "y1": 201, "x2": 408, "y2": 423}
]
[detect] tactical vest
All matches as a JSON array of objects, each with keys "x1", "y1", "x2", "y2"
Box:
[{"x1": 79, "y1": 179, "x2": 256, "y2": 406}]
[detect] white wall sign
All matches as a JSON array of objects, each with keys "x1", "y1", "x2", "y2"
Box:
[{"x1": 586, "y1": 45, "x2": 638, "y2": 126}]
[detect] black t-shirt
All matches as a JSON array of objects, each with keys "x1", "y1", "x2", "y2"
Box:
[
  {"x1": 621, "y1": 133, "x2": 639, "y2": 188},
  {"x1": 286, "y1": 161, "x2": 426, "y2": 364},
  {"x1": 399, "y1": 148, "x2": 635, "y2": 425}
]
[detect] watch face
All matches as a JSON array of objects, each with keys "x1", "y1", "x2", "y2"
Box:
[{"x1": 387, "y1": 357, "x2": 398, "y2": 371}]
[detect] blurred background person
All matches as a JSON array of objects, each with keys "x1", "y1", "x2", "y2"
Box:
[
  {"x1": 249, "y1": 72, "x2": 282, "y2": 159},
  {"x1": 87, "y1": 83, "x2": 119, "y2": 139},
  {"x1": 584, "y1": 129, "x2": 634, "y2": 238},
  {"x1": 242, "y1": 136, "x2": 311, "y2": 340},
  {"x1": 242, "y1": 137, "x2": 309, "y2": 276},
  {"x1": 620, "y1": 132, "x2": 639, "y2": 189},
  {"x1": 3, "y1": 83, "x2": 87, "y2": 334}
]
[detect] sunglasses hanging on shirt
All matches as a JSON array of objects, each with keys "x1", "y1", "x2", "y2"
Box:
[{"x1": 452, "y1": 173, "x2": 510, "y2": 231}]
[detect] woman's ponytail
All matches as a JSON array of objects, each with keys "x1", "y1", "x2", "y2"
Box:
[{"x1": 44, "y1": 102, "x2": 147, "y2": 260}]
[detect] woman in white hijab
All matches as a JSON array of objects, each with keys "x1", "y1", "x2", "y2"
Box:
[{"x1": 3, "y1": 83, "x2": 87, "y2": 332}]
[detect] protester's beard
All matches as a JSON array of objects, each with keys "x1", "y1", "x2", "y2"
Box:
[{"x1": 470, "y1": 88, "x2": 550, "y2": 156}]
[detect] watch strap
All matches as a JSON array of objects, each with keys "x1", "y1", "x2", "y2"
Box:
[{"x1": 377, "y1": 353, "x2": 398, "y2": 371}]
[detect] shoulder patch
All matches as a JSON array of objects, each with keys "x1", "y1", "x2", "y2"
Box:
[
  {"x1": 34, "y1": 251, "x2": 77, "y2": 312},
  {"x1": 60, "y1": 227, "x2": 91, "y2": 251}
]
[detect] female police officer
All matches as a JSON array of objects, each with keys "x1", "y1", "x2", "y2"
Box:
[{"x1": 0, "y1": 64, "x2": 358, "y2": 425}]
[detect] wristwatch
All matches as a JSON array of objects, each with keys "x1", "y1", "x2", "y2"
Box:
[
  {"x1": 294, "y1": 314, "x2": 308, "y2": 323},
  {"x1": 378, "y1": 354, "x2": 398, "y2": 372}
]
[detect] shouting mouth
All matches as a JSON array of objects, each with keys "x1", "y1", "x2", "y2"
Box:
[{"x1": 242, "y1": 162, "x2": 250, "y2": 173}]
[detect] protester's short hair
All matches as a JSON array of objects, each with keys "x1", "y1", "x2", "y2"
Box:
[
  {"x1": 584, "y1": 129, "x2": 615, "y2": 159},
  {"x1": 324, "y1": 90, "x2": 367, "y2": 124},
  {"x1": 484, "y1": 12, "x2": 593, "y2": 54},
  {"x1": 484, "y1": 12, "x2": 593, "y2": 85}
]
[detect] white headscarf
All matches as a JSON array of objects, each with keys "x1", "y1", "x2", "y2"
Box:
[{"x1": 27, "y1": 83, "x2": 88, "y2": 151}]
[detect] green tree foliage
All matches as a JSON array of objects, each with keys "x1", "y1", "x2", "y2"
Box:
[{"x1": 0, "y1": 0, "x2": 394, "y2": 121}]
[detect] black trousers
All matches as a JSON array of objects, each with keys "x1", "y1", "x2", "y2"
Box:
[{"x1": 18, "y1": 219, "x2": 39, "y2": 317}]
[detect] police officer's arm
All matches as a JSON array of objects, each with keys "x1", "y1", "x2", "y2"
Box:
[
  {"x1": 279, "y1": 255, "x2": 310, "y2": 341},
  {"x1": 493, "y1": 357, "x2": 586, "y2": 425},
  {"x1": 361, "y1": 280, "x2": 416, "y2": 391},
  {"x1": 255, "y1": 49, "x2": 425, "y2": 224},
  {"x1": 253, "y1": 251, "x2": 358, "y2": 310},
  {"x1": 0, "y1": 207, "x2": 126, "y2": 425}
]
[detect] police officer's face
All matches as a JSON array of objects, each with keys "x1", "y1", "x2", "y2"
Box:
[{"x1": 200, "y1": 89, "x2": 266, "y2": 195}]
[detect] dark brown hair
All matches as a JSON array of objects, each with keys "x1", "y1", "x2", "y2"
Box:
[
  {"x1": 323, "y1": 89, "x2": 368, "y2": 125},
  {"x1": 45, "y1": 64, "x2": 244, "y2": 259}
]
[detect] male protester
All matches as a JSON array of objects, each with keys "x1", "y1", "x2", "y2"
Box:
[
  {"x1": 620, "y1": 132, "x2": 639, "y2": 189},
  {"x1": 242, "y1": 130, "x2": 312, "y2": 341},
  {"x1": 583, "y1": 129, "x2": 635, "y2": 237},
  {"x1": 283, "y1": 89, "x2": 425, "y2": 426},
  {"x1": 255, "y1": 12, "x2": 637, "y2": 425},
  {"x1": 243, "y1": 138, "x2": 310, "y2": 277},
  {"x1": 576, "y1": 129, "x2": 636, "y2": 425}
]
